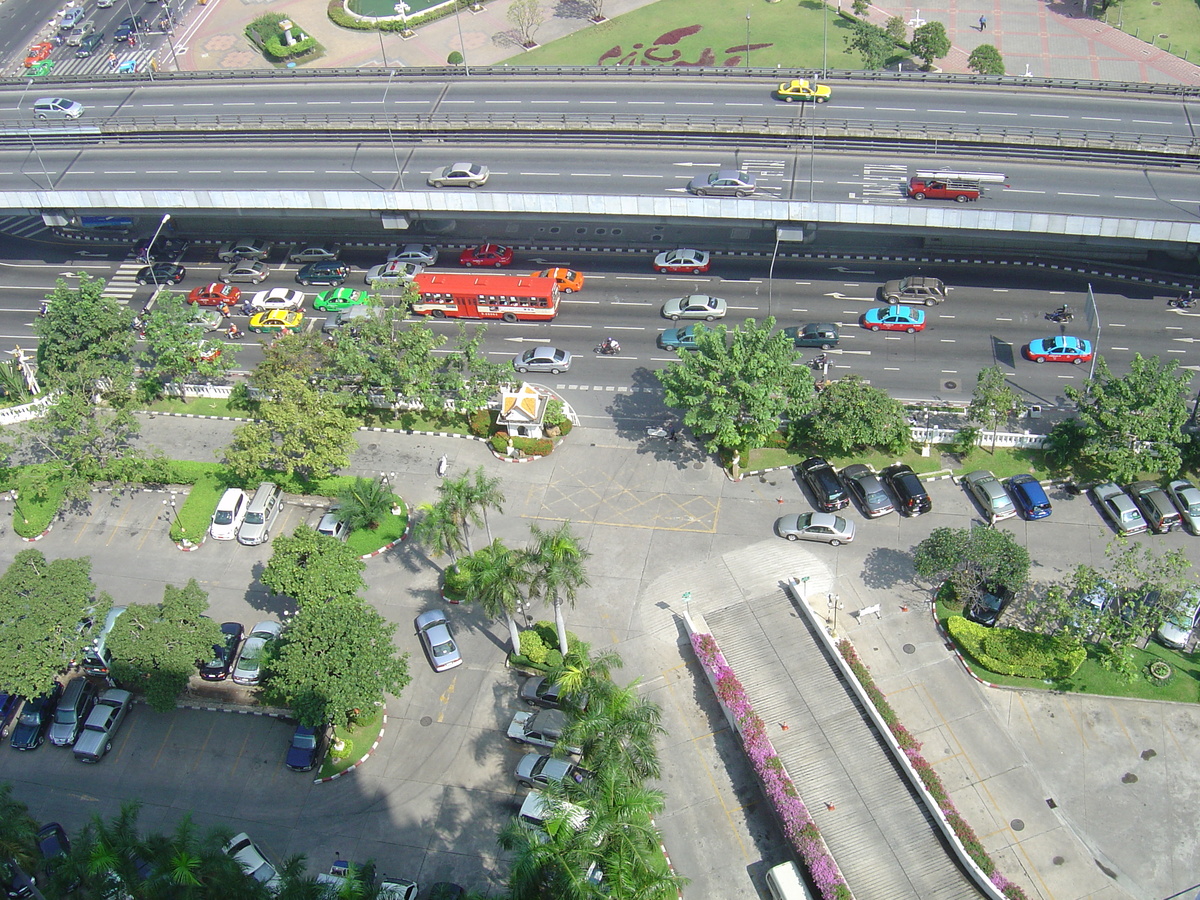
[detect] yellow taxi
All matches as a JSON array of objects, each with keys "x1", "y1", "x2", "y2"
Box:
[
  {"x1": 531, "y1": 268, "x2": 585, "y2": 293},
  {"x1": 248, "y1": 310, "x2": 304, "y2": 334},
  {"x1": 772, "y1": 79, "x2": 832, "y2": 103}
]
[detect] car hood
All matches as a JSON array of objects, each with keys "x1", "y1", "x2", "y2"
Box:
[
  {"x1": 9, "y1": 720, "x2": 39, "y2": 747},
  {"x1": 47, "y1": 720, "x2": 77, "y2": 745},
  {"x1": 286, "y1": 743, "x2": 317, "y2": 769},
  {"x1": 507, "y1": 710, "x2": 534, "y2": 741}
]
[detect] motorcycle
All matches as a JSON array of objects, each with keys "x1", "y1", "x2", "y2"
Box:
[
  {"x1": 1045, "y1": 305, "x2": 1074, "y2": 324},
  {"x1": 595, "y1": 341, "x2": 621, "y2": 355},
  {"x1": 1169, "y1": 291, "x2": 1197, "y2": 309},
  {"x1": 809, "y1": 353, "x2": 830, "y2": 370}
]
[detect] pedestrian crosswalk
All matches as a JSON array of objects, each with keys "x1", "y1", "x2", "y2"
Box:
[{"x1": 104, "y1": 261, "x2": 145, "y2": 303}]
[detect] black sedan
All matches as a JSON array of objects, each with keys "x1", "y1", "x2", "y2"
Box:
[
  {"x1": 285, "y1": 723, "x2": 330, "y2": 772},
  {"x1": 135, "y1": 263, "x2": 186, "y2": 285},
  {"x1": 518, "y1": 676, "x2": 588, "y2": 711},
  {"x1": 113, "y1": 15, "x2": 147, "y2": 40},
  {"x1": 200, "y1": 622, "x2": 244, "y2": 681},
  {"x1": 296, "y1": 261, "x2": 350, "y2": 286},
  {"x1": 10, "y1": 683, "x2": 63, "y2": 750}
]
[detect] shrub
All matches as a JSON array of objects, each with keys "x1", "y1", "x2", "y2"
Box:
[
  {"x1": 327, "y1": 0, "x2": 376, "y2": 29},
  {"x1": 512, "y1": 436, "x2": 553, "y2": 456},
  {"x1": 519, "y1": 628, "x2": 550, "y2": 664},
  {"x1": 264, "y1": 34, "x2": 318, "y2": 59},
  {"x1": 490, "y1": 432, "x2": 511, "y2": 454},
  {"x1": 468, "y1": 408, "x2": 493, "y2": 437},
  {"x1": 947, "y1": 615, "x2": 1086, "y2": 679}
]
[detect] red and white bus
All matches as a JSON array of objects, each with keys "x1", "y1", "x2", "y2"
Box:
[{"x1": 412, "y1": 272, "x2": 559, "y2": 322}]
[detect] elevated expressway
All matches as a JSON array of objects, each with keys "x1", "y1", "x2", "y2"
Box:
[{"x1": 2, "y1": 70, "x2": 1199, "y2": 264}]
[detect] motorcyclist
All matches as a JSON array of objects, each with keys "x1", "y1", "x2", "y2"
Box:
[
  {"x1": 227, "y1": 323, "x2": 242, "y2": 339},
  {"x1": 603, "y1": 337, "x2": 620, "y2": 354}
]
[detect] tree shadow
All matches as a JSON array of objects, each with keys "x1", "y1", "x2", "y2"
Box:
[
  {"x1": 859, "y1": 545, "x2": 920, "y2": 591},
  {"x1": 553, "y1": 0, "x2": 594, "y2": 19}
]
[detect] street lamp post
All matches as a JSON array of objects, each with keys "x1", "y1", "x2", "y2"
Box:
[
  {"x1": 10, "y1": 490, "x2": 25, "y2": 526},
  {"x1": 454, "y1": 0, "x2": 470, "y2": 75},
  {"x1": 145, "y1": 212, "x2": 171, "y2": 286},
  {"x1": 745, "y1": 14, "x2": 751, "y2": 68},
  {"x1": 163, "y1": 494, "x2": 183, "y2": 535},
  {"x1": 822, "y1": 0, "x2": 829, "y2": 77},
  {"x1": 827, "y1": 592, "x2": 842, "y2": 635}
]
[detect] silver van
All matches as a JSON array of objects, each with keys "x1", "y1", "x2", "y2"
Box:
[
  {"x1": 765, "y1": 861, "x2": 815, "y2": 900},
  {"x1": 33, "y1": 97, "x2": 84, "y2": 120},
  {"x1": 238, "y1": 482, "x2": 282, "y2": 546}
]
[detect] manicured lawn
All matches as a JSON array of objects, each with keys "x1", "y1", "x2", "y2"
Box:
[
  {"x1": 515, "y1": 0, "x2": 873, "y2": 70},
  {"x1": 346, "y1": 507, "x2": 409, "y2": 556},
  {"x1": 319, "y1": 708, "x2": 384, "y2": 779},
  {"x1": 1103, "y1": 0, "x2": 1200, "y2": 65},
  {"x1": 746, "y1": 440, "x2": 1053, "y2": 481}
]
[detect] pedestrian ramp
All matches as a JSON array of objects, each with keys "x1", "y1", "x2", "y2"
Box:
[
  {"x1": 705, "y1": 595, "x2": 981, "y2": 900},
  {"x1": 0, "y1": 215, "x2": 51, "y2": 240}
]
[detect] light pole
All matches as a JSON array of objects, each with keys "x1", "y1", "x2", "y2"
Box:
[
  {"x1": 145, "y1": 212, "x2": 171, "y2": 284},
  {"x1": 376, "y1": 27, "x2": 389, "y2": 66},
  {"x1": 163, "y1": 494, "x2": 183, "y2": 535},
  {"x1": 454, "y1": 0, "x2": 470, "y2": 75},
  {"x1": 827, "y1": 592, "x2": 842, "y2": 635},
  {"x1": 822, "y1": 0, "x2": 829, "y2": 77},
  {"x1": 745, "y1": 13, "x2": 751, "y2": 68},
  {"x1": 10, "y1": 490, "x2": 25, "y2": 526}
]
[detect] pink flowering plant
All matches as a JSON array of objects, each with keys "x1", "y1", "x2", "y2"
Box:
[
  {"x1": 691, "y1": 633, "x2": 851, "y2": 900},
  {"x1": 837, "y1": 640, "x2": 1030, "y2": 900}
]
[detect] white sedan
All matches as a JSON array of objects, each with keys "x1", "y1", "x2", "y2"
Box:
[
  {"x1": 661, "y1": 294, "x2": 727, "y2": 321},
  {"x1": 249, "y1": 288, "x2": 305, "y2": 311},
  {"x1": 654, "y1": 248, "x2": 711, "y2": 274}
]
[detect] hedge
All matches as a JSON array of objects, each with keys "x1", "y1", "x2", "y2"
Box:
[{"x1": 947, "y1": 615, "x2": 1086, "y2": 679}]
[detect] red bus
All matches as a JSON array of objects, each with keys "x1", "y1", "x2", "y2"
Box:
[{"x1": 412, "y1": 273, "x2": 559, "y2": 323}]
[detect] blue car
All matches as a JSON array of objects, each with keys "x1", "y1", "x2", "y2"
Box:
[
  {"x1": 658, "y1": 324, "x2": 707, "y2": 351},
  {"x1": 861, "y1": 305, "x2": 926, "y2": 333},
  {"x1": 1006, "y1": 474, "x2": 1052, "y2": 519},
  {"x1": 1024, "y1": 335, "x2": 1093, "y2": 364}
]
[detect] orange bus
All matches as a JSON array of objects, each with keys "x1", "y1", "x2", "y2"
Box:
[{"x1": 412, "y1": 272, "x2": 559, "y2": 323}]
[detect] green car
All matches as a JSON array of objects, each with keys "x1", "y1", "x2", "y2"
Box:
[
  {"x1": 783, "y1": 323, "x2": 839, "y2": 349},
  {"x1": 313, "y1": 287, "x2": 368, "y2": 312},
  {"x1": 657, "y1": 324, "x2": 708, "y2": 351},
  {"x1": 29, "y1": 59, "x2": 55, "y2": 77}
]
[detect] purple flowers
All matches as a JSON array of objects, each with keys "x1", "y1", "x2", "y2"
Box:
[{"x1": 692, "y1": 633, "x2": 851, "y2": 900}]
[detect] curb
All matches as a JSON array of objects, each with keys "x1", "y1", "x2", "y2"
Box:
[
  {"x1": 18, "y1": 524, "x2": 53, "y2": 542},
  {"x1": 314, "y1": 712, "x2": 388, "y2": 784},
  {"x1": 174, "y1": 700, "x2": 293, "y2": 719},
  {"x1": 357, "y1": 518, "x2": 411, "y2": 559}
]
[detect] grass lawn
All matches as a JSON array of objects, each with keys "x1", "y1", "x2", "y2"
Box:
[
  {"x1": 346, "y1": 506, "x2": 409, "y2": 556},
  {"x1": 745, "y1": 441, "x2": 1053, "y2": 481},
  {"x1": 1103, "y1": 0, "x2": 1200, "y2": 65},
  {"x1": 141, "y1": 396, "x2": 472, "y2": 436},
  {"x1": 516, "y1": 0, "x2": 875, "y2": 70},
  {"x1": 319, "y1": 708, "x2": 385, "y2": 779}
]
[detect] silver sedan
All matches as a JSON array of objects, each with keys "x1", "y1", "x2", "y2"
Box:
[
  {"x1": 428, "y1": 162, "x2": 490, "y2": 188},
  {"x1": 513, "y1": 346, "x2": 572, "y2": 374},
  {"x1": 415, "y1": 610, "x2": 462, "y2": 672},
  {"x1": 661, "y1": 294, "x2": 727, "y2": 321},
  {"x1": 775, "y1": 512, "x2": 856, "y2": 545}
]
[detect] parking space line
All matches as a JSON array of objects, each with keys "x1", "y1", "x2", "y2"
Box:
[
  {"x1": 104, "y1": 499, "x2": 135, "y2": 548},
  {"x1": 152, "y1": 714, "x2": 179, "y2": 770}
]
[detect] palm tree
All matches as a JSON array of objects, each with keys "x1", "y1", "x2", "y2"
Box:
[
  {"x1": 412, "y1": 501, "x2": 467, "y2": 565},
  {"x1": 525, "y1": 522, "x2": 591, "y2": 654},
  {"x1": 549, "y1": 640, "x2": 623, "y2": 699},
  {"x1": 467, "y1": 466, "x2": 506, "y2": 543},
  {"x1": 455, "y1": 539, "x2": 526, "y2": 651},
  {"x1": 437, "y1": 473, "x2": 482, "y2": 553},
  {"x1": 498, "y1": 789, "x2": 602, "y2": 900},
  {"x1": 564, "y1": 679, "x2": 665, "y2": 781},
  {"x1": 0, "y1": 783, "x2": 38, "y2": 882},
  {"x1": 336, "y1": 476, "x2": 398, "y2": 531}
]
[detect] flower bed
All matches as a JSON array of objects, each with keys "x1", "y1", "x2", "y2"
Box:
[
  {"x1": 691, "y1": 632, "x2": 851, "y2": 900},
  {"x1": 837, "y1": 639, "x2": 1030, "y2": 900}
]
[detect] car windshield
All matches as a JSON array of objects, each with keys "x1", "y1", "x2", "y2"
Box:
[
  {"x1": 293, "y1": 732, "x2": 317, "y2": 749},
  {"x1": 239, "y1": 644, "x2": 262, "y2": 666},
  {"x1": 54, "y1": 707, "x2": 77, "y2": 724},
  {"x1": 19, "y1": 708, "x2": 40, "y2": 725},
  {"x1": 213, "y1": 509, "x2": 234, "y2": 525},
  {"x1": 244, "y1": 512, "x2": 264, "y2": 525},
  {"x1": 1185, "y1": 494, "x2": 1200, "y2": 516}
]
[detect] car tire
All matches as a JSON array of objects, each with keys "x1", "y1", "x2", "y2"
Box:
[
  {"x1": 830, "y1": 539, "x2": 841, "y2": 546},
  {"x1": 705, "y1": 315, "x2": 715, "y2": 321},
  {"x1": 735, "y1": 190, "x2": 750, "y2": 198},
  {"x1": 905, "y1": 326, "x2": 916, "y2": 333},
  {"x1": 35, "y1": 112, "x2": 48, "y2": 119},
  {"x1": 105, "y1": 740, "x2": 112, "y2": 753},
  {"x1": 431, "y1": 181, "x2": 444, "y2": 188},
  {"x1": 1034, "y1": 356, "x2": 1046, "y2": 363},
  {"x1": 470, "y1": 181, "x2": 482, "y2": 188},
  {"x1": 692, "y1": 267, "x2": 702, "y2": 274},
  {"x1": 502, "y1": 312, "x2": 517, "y2": 323},
  {"x1": 517, "y1": 366, "x2": 529, "y2": 373},
  {"x1": 670, "y1": 314, "x2": 680, "y2": 321},
  {"x1": 494, "y1": 261, "x2": 503, "y2": 268},
  {"x1": 563, "y1": 287, "x2": 574, "y2": 293},
  {"x1": 221, "y1": 277, "x2": 231, "y2": 284},
  {"x1": 786, "y1": 533, "x2": 798, "y2": 541},
  {"x1": 870, "y1": 324, "x2": 881, "y2": 332},
  {"x1": 784, "y1": 96, "x2": 795, "y2": 103},
  {"x1": 955, "y1": 194, "x2": 970, "y2": 203},
  {"x1": 912, "y1": 191, "x2": 926, "y2": 200},
  {"x1": 695, "y1": 189, "x2": 708, "y2": 197},
  {"x1": 925, "y1": 299, "x2": 936, "y2": 306},
  {"x1": 431, "y1": 310, "x2": 446, "y2": 318},
  {"x1": 550, "y1": 367, "x2": 562, "y2": 374},
  {"x1": 821, "y1": 342, "x2": 834, "y2": 350},
  {"x1": 817, "y1": 96, "x2": 828, "y2": 103},
  {"x1": 1072, "y1": 357, "x2": 1084, "y2": 365}
]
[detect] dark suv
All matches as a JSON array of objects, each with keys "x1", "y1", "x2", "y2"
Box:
[
  {"x1": 1126, "y1": 481, "x2": 1181, "y2": 534},
  {"x1": 797, "y1": 457, "x2": 848, "y2": 512},
  {"x1": 882, "y1": 463, "x2": 932, "y2": 516},
  {"x1": 296, "y1": 261, "x2": 350, "y2": 286}
]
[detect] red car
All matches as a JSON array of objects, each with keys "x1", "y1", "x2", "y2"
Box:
[
  {"x1": 24, "y1": 42, "x2": 53, "y2": 68},
  {"x1": 188, "y1": 283, "x2": 241, "y2": 307},
  {"x1": 459, "y1": 244, "x2": 513, "y2": 268}
]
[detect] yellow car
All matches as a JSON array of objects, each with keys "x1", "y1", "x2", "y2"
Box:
[
  {"x1": 772, "y1": 79, "x2": 831, "y2": 103},
  {"x1": 248, "y1": 310, "x2": 304, "y2": 334},
  {"x1": 531, "y1": 268, "x2": 585, "y2": 293}
]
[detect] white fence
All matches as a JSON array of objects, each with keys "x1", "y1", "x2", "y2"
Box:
[
  {"x1": 910, "y1": 425, "x2": 1049, "y2": 449},
  {"x1": 0, "y1": 393, "x2": 57, "y2": 425}
]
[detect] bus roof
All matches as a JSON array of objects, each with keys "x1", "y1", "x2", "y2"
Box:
[
  {"x1": 414, "y1": 272, "x2": 557, "y2": 295},
  {"x1": 914, "y1": 171, "x2": 1007, "y2": 184}
]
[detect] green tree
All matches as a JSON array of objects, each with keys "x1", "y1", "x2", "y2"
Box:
[
  {"x1": 909, "y1": 20, "x2": 950, "y2": 68},
  {"x1": 107, "y1": 580, "x2": 223, "y2": 712},
  {"x1": 267, "y1": 598, "x2": 410, "y2": 728},
  {"x1": 455, "y1": 540, "x2": 526, "y2": 651},
  {"x1": 442, "y1": 324, "x2": 512, "y2": 420},
  {"x1": 412, "y1": 501, "x2": 468, "y2": 566},
  {"x1": 968, "y1": 365, "x2": 1025, "y2": 452},
  {"x1": 525, "y1": 522, "x2": 592, "y2": 655},
  {"x1": 548, "y1": 640, "x2": 623, "y2": 699},
  {"x1": 508, "y1": 0, "x2": 545, "y2": 46},
  {"x1": 1065, "y1": 354, "x2": 1192, "y2": 481},
  {"x1": 447, "y1": 50, "x2": 464, "y2": 65},
  {"x1": 912, "y1": 526, "x2": 1031, "y2": 607},
  {"x1": 967, "y1": 43, "x2": 1005, "y2": 75},
  {"x1": 35, "y1": 273, "x2": 135, "y2": 386},
  {"x1": 466, "y1": 466, "x2": 506, "y2": 544},
  {"x1": 336, "y1": 476, "x2": 398, "y2": 531},
  {"x1": 884, "y1": 15, "x2": 906, "y2": 41},
  {"x1": 564, "y1": 679, "x2": 665, "y2": 781},
  {"x1": 261, "y1": 525, "x2": 367, "y2": 607},
  {"x1": 798, "y1": 374, "x2": 910, "y2": 455},
  {"x1": 656, "y1": 318, "x2": 814, "y2": 457},
  {"x1": 845, "y1": 20, "x2": 896, "y2": 69},
  {"x1": 0, "y1": 550, "x2": 111, "y2": 698},
  {"x1": 0, "y1": 784, "x2": 39, "y2": 877},
  {"x1": 137, "y1": 291, "x2": 237, "y2": 398},
  {"x1": 851, "y1": 0, "x2": 868, "y2": 15},
  {"x1": 435, "y1": 467, "x2": 505, "y2": 553}
]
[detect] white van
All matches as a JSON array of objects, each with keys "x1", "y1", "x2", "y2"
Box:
[
  {"x1": 33, "y1": 97, "x2": 84, "y2": 120},
  {"x1": 765, "y1": 861, "x2": 815, "y2": 900},
  {"x1": 237, "y1": 482, "x2": 282, "y2": 546}
]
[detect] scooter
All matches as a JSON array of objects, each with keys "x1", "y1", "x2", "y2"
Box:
[
  {"x1": 1169, "y1": 291, "x2": 1197, "y2": 309},
  {"x1": 1045, "y1": 305, "x2": 1074, "y2": 324},
  {"x1": 809, "y1": 353, "x2": 830, "y2": 370},
  {"x1": 595, "y1": 341, "x2": 621, "y2": 355}
]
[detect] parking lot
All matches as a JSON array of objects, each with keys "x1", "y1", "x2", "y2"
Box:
[{"x1": 0, "y1": 415, "x2": 1198, "y2": 898}]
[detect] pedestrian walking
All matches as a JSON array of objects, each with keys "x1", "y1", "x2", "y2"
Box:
[
  {"x1": 979, "y1": 14, "x2": 987, "y2": 30},
  {"x1": 108, "y1": 51, "x2": 117, "y2": 68},
  {"x1": 668, "y1": 427, "x2": 678, "y2": 442}
]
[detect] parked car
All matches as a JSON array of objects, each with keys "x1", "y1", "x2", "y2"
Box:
[
  {"x1": 285, "y1": 723, "x2": 330, "y2": 772},
  {"x1": 840, "y1": 464, "x2": 894, "y2": 517},
  {"x1": 289, "y1": 242, "x2": 340, "y2": 263},
  {"x1": 231, "y1": 621, "x2": 282, "y2": 686},
  {"x1": 519, "y1": 676, "x2": 587, "y2": 711},
  {"x1": 514, "y1": 752, "x2": 589, "y2": 789},
  {"x1": 862, "y1": 305, "x2": 926, "y2": 333},
  {"x1": 315, "y1": 508, "x2": 349, "y2": 541},
  {"x1": 507, "y1": 709, "x2": 581, "y2": 754},
  {"x1": 1092, "y1": 482, "x2": 1148, "y2": 536},
  {"x1": 210, "y1": 488, "x2": 248, "y2": 541},
  {"x1": 388, "y1": 244, "x2": 438, "y2": 266},
  {"x1": 513, "y1": 346, "x2": 572, "y2": 374},
  {"x1": 774, "y1": 512, "x2": 856, "y2": 545},
  {"x1": 797, "y1": 457, "x2": 848, "y2": 512},
  {"x1": 881, "y1": 275, "x2": 946, "y2": 306},
  {"x1": 964, "y1": 585, "x2": 1014, "y2": 627},
  {"x1": 0, "y1": 694, "x2": 21, "y2": 739},
  {"x1": 73, "y1": 689, "x2": 132, "y2": 762},
  {"x1": 48, "y1": 678, "x2": 98, "y2": 747},
  {"x1": 530, "y1": 268, "x2": 584, "y2": 292},
  {"x1": 1006, "y1": 474, "x2": 1052, "y2": 519},
  {"x1": 661, "y1": 294, "x2": 726, "y2": 321},
  {"x1": 458, "y1": 244, "x2": 513, "y2": 267},
  {"x1": 687, "y1": 169, "x2": 756, "y2": 197},
  {"x1": 296, "y1": 262, "x2": 350, "y2": 286},
  {"x1": 249, "y1": 288, "x2": 304, "y2": 311},
  {"x1": 428, "y1": 162, "x2": 490, "y2": 188},
  {"x1": 783, "y1": 323, "x2": 839, "y2": 349},
  {"x1": 1127, "y1": 481, "x2": 1181, "y2": 533},
  {"x1": 36, "y1": 822, "x2": 72, "y2": 885},
  {"x1": 200, "y1": 622, "x2": 244, "y2": 681},
  {"x1": 135, "y1": 263, "x2": 185, "y2": 285},
  {"x1": 962, "y1": 470, "x2": 1017, "y2": 522},
  {"x1": 220, "y1": 260, "x2": 269, "y2": 284},
  {"x1": 224, "y1": 833, "x2": 281, "y2": 890},
  {"x1": 882, "y1": 463, "x2": 931, "y2": 516},
  {"x1": 218, "y1": 238, "x2": 271, "y2": 262},
  {"x1": 415, "y1": 610, "x2": 462, "y2": 672},
  {"x1": 10, "y1": 683, "x2": 63, "y2": 750},
  {"x1": 1155, "y1": 589, "x2": 1200, "y2": 649},
  {"x1": 653, "y1": 248, "x2": 710, "y2": 274},
  {"x1": 1167, "y1": 478, "x2": 1200, "y2": 534}
]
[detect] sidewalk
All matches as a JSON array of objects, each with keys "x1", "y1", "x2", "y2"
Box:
[{"x1": 175, "y1": 0, "x2": 1200, "y2": 83}]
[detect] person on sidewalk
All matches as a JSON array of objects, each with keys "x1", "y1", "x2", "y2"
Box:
[{"x1": 979, "y1": 14, "x2": 987, "y2": 30}]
